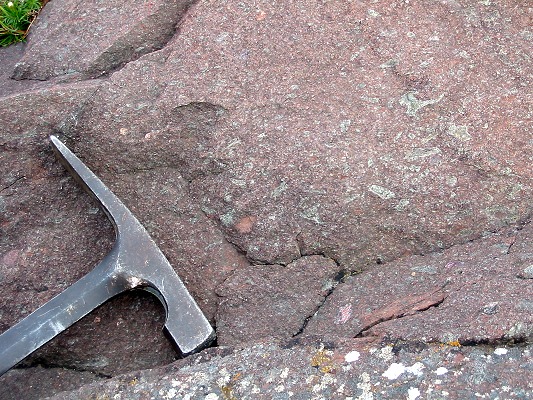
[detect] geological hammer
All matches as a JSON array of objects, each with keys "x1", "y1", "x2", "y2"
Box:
[{"x1": 0, "y1": 136, "x2": 215, "y2": 376}]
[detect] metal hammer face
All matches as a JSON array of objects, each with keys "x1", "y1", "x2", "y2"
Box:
[{"x1": 0, "y1": 136, "x2": 215, "y2": 376}]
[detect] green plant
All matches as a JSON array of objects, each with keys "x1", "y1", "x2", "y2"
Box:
[{"x1": 0, "y1": 0, "x2": 44, "y2": 47}]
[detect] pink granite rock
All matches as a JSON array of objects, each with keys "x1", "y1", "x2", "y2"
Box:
[{"x1": 304, "y1": 224, "x2": 533, "y2": 345}]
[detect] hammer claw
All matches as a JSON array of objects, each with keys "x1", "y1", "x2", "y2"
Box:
[{"x1": 0, "y1": 136, "x2": 215, "y2": 376}]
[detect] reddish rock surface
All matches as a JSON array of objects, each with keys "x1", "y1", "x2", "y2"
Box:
[
  {"x1": 216, "y1": 255, "x2": 342, "y2": 345},
  {"x1": 12, "y1": 0, "x2": 196, "y2": 81},
  {"x1": 69, "y1": 0, "x2": 531, "y2": 268},
  {"x1": 304, "y1": 224, "x2": 533, "y2": 345},
  {"x1": 0, "y1": 84, "x2": 248, "y2": 382},
  {"x1": 0, "y1": 0, "x2": 531, "y2": 398}
]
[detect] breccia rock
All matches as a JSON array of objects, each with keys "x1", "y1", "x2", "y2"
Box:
[{"x1": 0, "y1": 0, "x2": 531, "y2": 398}]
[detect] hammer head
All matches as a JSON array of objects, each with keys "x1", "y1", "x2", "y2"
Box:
[{"x1": 49, "y1": 136, "x2": 216, "y2": 355}]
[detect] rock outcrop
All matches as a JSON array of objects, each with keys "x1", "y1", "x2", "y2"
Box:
[{"x1": 0, "y1": 0, "x2": 531, "y2": 398}]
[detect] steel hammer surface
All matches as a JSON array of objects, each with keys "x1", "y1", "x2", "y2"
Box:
[{"x1": 0, "y1": 136, "x2": 215, "y2": 376}]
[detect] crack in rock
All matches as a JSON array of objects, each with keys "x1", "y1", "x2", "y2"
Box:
[
  {"x1": 214, "y1": 255, "x2": 343, "y2": 346},
  {"x1": 0, "y1": 176, "x2": 26, "y2": 193},
  {"x1": 292, "y1": 268, "x2": 351, "y2": 338},
  {"x1": 15, "y1": 360, "x2": 112, "y2": 379}
]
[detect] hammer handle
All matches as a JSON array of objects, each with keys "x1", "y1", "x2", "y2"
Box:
[{"x1": 0, "y1": 262, "x2": 123, "y2": 376}]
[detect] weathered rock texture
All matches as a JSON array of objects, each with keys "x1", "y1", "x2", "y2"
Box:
[
  {"x1": 216, "y1": 255, "x2": 342, "y2": 345},
  {"x1": 48, "y1": 340, "x2": 533, "y2": 399},
  {"x1": 304, "y1": 223, "x2": 533, "y2": 345},
  {"x1": 12, "y1": 0, "x2": 197, "y2": 81},
  {"x1": 0, "y1": 0, "x2": 531, "y2": 398},
  {"x1": 0, "y1": 366, "x2": 102, "y2": 400},
  {"x1": 67, "y1": 0, "x2": 531, "y2": 268}
]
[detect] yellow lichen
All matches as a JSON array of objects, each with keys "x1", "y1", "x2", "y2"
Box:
[
  {"x1": 220, "y1": 374, "x2": 241, "y2": 400},
  {"x1": 221, "y1": 385, "x2": 237, "y2": 400},
  {"x1": 311, "y1": 349, "x2": 335, "y2": 373}
]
